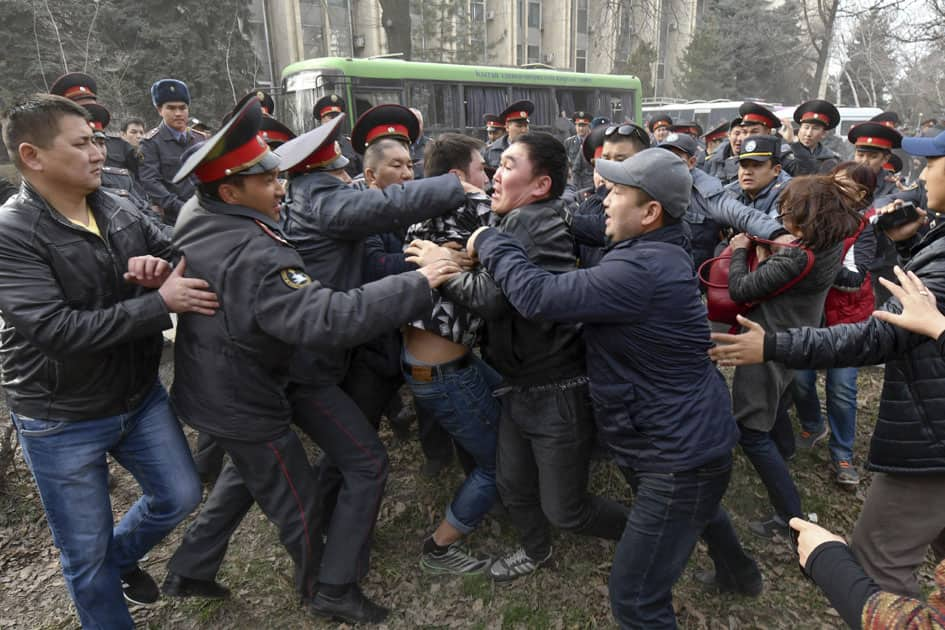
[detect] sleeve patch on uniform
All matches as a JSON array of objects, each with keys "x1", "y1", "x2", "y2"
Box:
[{"x1": 280, "y1": 268, "x2": 312, "y2": 289}]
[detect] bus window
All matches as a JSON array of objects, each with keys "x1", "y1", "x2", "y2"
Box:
[
  {"x1": 351, "y1": 88, "x2": 403, "y2": 119},
  {"x1": 598, "y1": 91, "x2": 635, "y2": 123},
  {"x1": 555, "y1": 90, "x2": 592, "y2": 118},
  {"x1": 511, "y1": 88, "x2": 556, "y2": 126},
  {"x1": 430, "y1": 84, "x2": 461, "y2": 130},
  {"x1": 464, "y1": 85, "x2": 509, "y2": 129}
]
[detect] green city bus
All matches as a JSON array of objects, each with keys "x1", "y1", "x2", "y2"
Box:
[{"x1": 279, "y1": 57, "x2": 643, "y2": 137}]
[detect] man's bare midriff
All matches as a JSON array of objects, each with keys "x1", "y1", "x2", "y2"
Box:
[{"x1": 403, "y1": 326, "x2": 468, "y2": 364}]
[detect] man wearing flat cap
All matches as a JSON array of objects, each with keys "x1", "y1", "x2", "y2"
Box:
[
  {"x1": 564, "y1": 111, "x2": 594, "y2": 191},
  {"x1": 139, "y1": 78, "x2": 205, "y2": 225},
  {"x1": 164, "y1": 98, "x2": 461, "y2": 624},
  {"x1": 464, "y1": 147, "x2": 761, "y2": 628},
  {"x1": 790, "y1": 99, "x2": 841, "y2": 175},
  {"x1": 483, "y1": 99, "x2": 533, "y2": 173},
  {"x1": 725, "y1": 134, "x2": 792, "y2": 218},
  {"x1": 313, "y1": 93, "x2": 362, "y2": 177}
]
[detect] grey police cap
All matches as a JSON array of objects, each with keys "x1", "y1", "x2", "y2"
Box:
[{"x1": 594, "y1": 148, "x2": 692, "y2": 219}]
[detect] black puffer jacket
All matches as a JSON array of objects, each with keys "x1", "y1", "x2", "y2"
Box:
[
  {"x1": 443, "y1": 198, "x2": 585, "y2": 386},
  {"x1": 0, "y1": 182, "x2": 173, "y2": 420},
  {"x1": 764, "y1": 222, "x2": 945, "y2": 474}
]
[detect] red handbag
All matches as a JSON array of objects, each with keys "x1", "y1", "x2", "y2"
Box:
[{"x1": 698, "y1": 236, "x2": 815, "y2": 327}]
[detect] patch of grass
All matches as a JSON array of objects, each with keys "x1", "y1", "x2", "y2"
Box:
[
  {"x1": 462, "y1": 572, "x2": 494, "y2": 602},
  {"x1": 502, "y1": 602, "x2": 550, "y2": 629}
]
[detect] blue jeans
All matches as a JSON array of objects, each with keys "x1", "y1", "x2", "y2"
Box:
[
  {"x1": 739, "y1": 422, "x2": 802, "y2": 522},
  {"x1": 12, "y1": 382, "x2": 201, "y2": 630},
  {"x1": 403, "y1": 355, "x2": 502, "y2": 534},
  {"x1": 610, "y1": 455, "x2": 755, "y2": 629},
  {"x1": 792, "y1": 367, "x2": 859, "y2": 462}
]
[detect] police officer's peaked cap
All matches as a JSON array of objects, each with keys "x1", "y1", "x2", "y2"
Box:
[
  {"x1": 83, "y1": 103, "x2": 111, "y2": 133},
  {"x1": 670, "y1": 121, "x2": 703, "y2": 137},
  {"x1": 151, "y1": 79, "x2": 191, "y2": 107},
  {"x1": 848, "y1": 122, "x2": 902, "y2": 151},
  {"x1": 483, "y1": 114, "x2": 505, "y2": 130},
  {"x1": 591, "y1": 116, "x2": 611, "y2": 129},
  {"x1": 794, "y1": 100, "x2": 840, "y2": 130},
  {"x1": 227, "y1": 92, "x2": 296, "y2": 149},
  {"x1": 172, "y1": 97, "x2": 278, "y2": 184},
  {"x1": 314, "y1": 94, "x2": 346, "y2": 120},
  {"x1": 571, "y1": 111, "x2": 592, "y2": 124},
  {"x1": 704, "y1": 120, "x2": 730, "y2": 143},
  {"x1": 647, "y1": 114, "x2": 673, "y2": 133},
  {"x1": 581, "y1": 124, "x2": 609, "y2": 165},
  {"x1": 871, "y1": 111, "x2": 901, "y2": 128},
  {"x1": 729, "y1": 117, "x2": 743, "y2": 130},
  {"x1": 738, "y1": 102, "x2": 780, "y2": 130},
  {"x1": 50, "y1": 72, "x2": 99, "y2": 104},
  {"x1": 499, "y1": 100, "x2": 534, "y2": 125},
  {"x1": 737, "y1": 135, "x2": 782, "y2": 162},
  {"x1": 883, "y1": 153, "x2": 903, "y2": 173},
  {"x1": 274, "y1": 114, "x2": 349, "y2": 174},
  {"x1": 350, "y1": 104, "x2": 420, "y2": 155}
]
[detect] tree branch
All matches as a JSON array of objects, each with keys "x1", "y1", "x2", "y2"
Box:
[
  {"x1": 83, "y1": 0, "x2": 101, "y2": 72},
  {"x1": 42, "y1": 0, "x2": 68, "y2": 71}
]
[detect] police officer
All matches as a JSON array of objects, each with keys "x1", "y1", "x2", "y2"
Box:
[
  {"x1": 670, "y1": 121, "x2": 707, "y2": 167},
  {"x1": 483, "y1": 113, "x2": 504, "y2": 144},
  {"x1": 872, "y1": 111, "x2": 914, "y2": 182},
  {"x1": 483, "y1": 100, "x2": 533, "y2": 173},
  {"x1": 82, "y1": 102, "x2": 154, "y2": 220},
  {"x1": 163, "y1": 98, "x2": 460, "y2": 624},
  {"x1": 139, "y1": 79, "x2": 206, "y2": 225},
  {"x1": 408, "y1": 107, "x2": 431, "y2": 179},
  {"x1": 705, "y1": 117, "x2": 743, "y2": 184},
  {"x1": 564, "y1": 111, "x2": 594, "y2": 191},
  {"x1": 704, "y1": 120, "x2": 729, "y2": 156},
  {"x1": 724, "y1": 134, "x2": 791, "y2": 217},
  {"x1": 790, "y1": 99, "x2": 841, "y2": 175},
  {"x1": 736, "y1": 101, "x2": 798, "y2": 176},
  {"x1": 313, "y1": 93, "x2": 362, "y2": 177},
  {"x1": 647, "y1": 113, "x2": 673, "y2": 143}
]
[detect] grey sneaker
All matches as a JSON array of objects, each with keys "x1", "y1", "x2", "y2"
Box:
[
  {"x1": 833, "y1": 459, "x2": 860, "y2": 486},
  {"x1": 489, "y1": 547, "x2": 552, "y2": 583},
  {"x1": 420, "y1": 541, "x2": 490, "y2": 575},
  {"x1": 796, "y1": 425, "x2": 828, "y2": 450}
]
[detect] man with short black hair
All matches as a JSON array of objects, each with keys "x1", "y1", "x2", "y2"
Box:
[
  {"x1": 466, "y1": 147, "x2": 761, "y2": 627},
  {"x1": 121, "y1": 117, "x2": 146, "y2": 148},
  {"x1": 424, "y1": 132, "x2": 631, "y2": 582},
  {"x1": 0, "y1": 93, "x2": 215, "y2": 629}
]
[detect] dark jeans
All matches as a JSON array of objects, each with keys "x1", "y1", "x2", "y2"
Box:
[
  {"x1": 793, "y1": 367, "x2": 859, "y2": 463},
  {"x1": 739, "y1": 420, "x2": 802, "y2": 522},
  {"x1": 497, "y1": 380, "x2": 629, "y2": 558},
  {"x1": 610, "y1": 455, "x2": 754, "y2": 629}
]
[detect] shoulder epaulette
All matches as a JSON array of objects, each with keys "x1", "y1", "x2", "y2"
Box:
[
  {"x1": 143, "y1": 126, "x2": 161, "y2": 139},
  {"x1": 254, "y1": 219, "x2": 293, "y2": 247},
  {"x1": 102, "y1": 165, "x2": 130, "y2": 176}
]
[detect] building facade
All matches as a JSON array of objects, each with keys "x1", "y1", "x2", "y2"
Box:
[{"x1": 246, "y1": 0, "x2": 696, "y2": 97}]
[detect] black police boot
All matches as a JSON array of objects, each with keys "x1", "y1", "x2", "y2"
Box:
[
  {"x1": 693, "y1": 560, "x2": 763, "y2": 597},
  {"x1": 161, "y1": 572, "x2": 231, "y2": 599},
  {"x1": 309, "y1": 584, "x2": 389, "y2": 624}
]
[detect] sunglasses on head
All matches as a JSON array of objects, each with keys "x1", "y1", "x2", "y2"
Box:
[{"x1": 604, "y1": 124, "x2": 651, "y2": 147}]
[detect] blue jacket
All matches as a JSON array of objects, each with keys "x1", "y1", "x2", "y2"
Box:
[
  {"x1": 475, "y1": 223, "x2": 739, "y2": 472},
  {"x1": 724, "y1": 169, "x2": 791, "y2": 218}
]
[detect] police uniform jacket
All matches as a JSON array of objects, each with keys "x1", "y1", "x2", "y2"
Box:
[
  {"x1": 724, "y1": 169, "x2": 792, "y2": 218},
  {"x1": 0, "y1": 182, "x2": 173, "y2": 420},
  {"x1": 337, "y1": 134, "x2": 362, "y2": 178},
  {"x1": 139, "y1": 123, "x2": 204, "y2": 223},
  {"x1": 102, "y1": 166, "x2": 151, "y2": 214},
  {"x1": 564, "y1": 134, "x2": 594, "y2": 191},
  {"x1": 171, "y1": 194, "x2": 433, "y2": 442},
  {"x1": 789, "y1": 141, "x2": 839, "y2": 175},
  {"x1": 283, "y1": 171, "x2": 465, "y2": 385},
  {"x1": 483, "y1": 134, "x2": 509, "y2": 171},
  {"x1": 105, "y1": 136, "x2": 141, "y2": 176},
  {"x1": 705, "y1": 140, "x2": 738, "y2": 184}
]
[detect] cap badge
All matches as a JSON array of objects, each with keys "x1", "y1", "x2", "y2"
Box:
[
  {"x1": 170, "y1": 85, "x2": 175, "y2": 92},
  {"x1": 667, "y1": 133, "x2": 679, "y2": 142},
  {"x1": 330, "y1": 95, "x2": 339, "y2": 102},
  {"x1": 387, "y1": 126, "x2": 396, "y2": 133},
  {"x1": 744, "y1": 140, "x2": 757, "y2": 152},
  {"x1": 520, "y1": 111, "x2": 527, "y2": 118}
]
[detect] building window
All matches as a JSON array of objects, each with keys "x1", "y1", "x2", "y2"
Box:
[
  {"x1": 516, "y1": 44, "x2": 524, "y2": 65},
  {"x1": 576, "y1": 0, "x2": 588, "y2": 35},
  {"x1": 576, "y1": 48, "x2": 587, "y2": 73},
  {"x1": 517, "y1": 0, "x2": 525, "y2": 26},
  {"x1": 528, "y1": 1, "x2": 541, "y2": 28},
  {"x1": 527, "y1": 44, "x2": 540, "y2": 64},
  {"x1": 471, "y1": 0, "x2": 485, "y2": 22}
]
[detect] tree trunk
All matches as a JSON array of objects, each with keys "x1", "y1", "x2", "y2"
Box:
[{"x1": 813, "y1": 0, "x2": 840, "y2": 99}]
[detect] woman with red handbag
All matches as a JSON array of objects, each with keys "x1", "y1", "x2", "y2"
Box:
[{"x1": 727, "y1": 175, "x2": 862, "y2": 540}]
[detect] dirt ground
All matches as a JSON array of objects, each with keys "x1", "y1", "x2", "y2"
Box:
[{"x1": 0, "y1": 355, "x2": 936, "y2": 629}]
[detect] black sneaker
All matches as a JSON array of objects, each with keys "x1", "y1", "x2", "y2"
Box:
[
  {"x1": 693, "y1": 562, "x2": 763, "y2": 597},
  {"x1": 121, "y1": 566, "x2": 160, "y2": 605},
  {"x1": 309, "y1": 585, "x2": 389, "y2": 624},
  {"x1": 748, "y1": 515, "x2": 789, "y2": 539},
  {"x1": 161, "y1": 572, "x2": 230, "y2": 599}
]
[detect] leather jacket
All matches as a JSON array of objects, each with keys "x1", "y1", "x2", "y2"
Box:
[
  {"x1": 443, "y1": 198, "x2": 585, "y2": 385},
  {"x1": 0, "y1": 182, "x2": 173, "y2": 420}
]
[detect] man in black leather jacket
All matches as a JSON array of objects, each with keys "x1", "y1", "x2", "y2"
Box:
[
  {"x1": 0, "y1": 94, "x2": 218, "y2": 628},
  {"x1": 710, "y1": 128, "x2": 945, "y2": 598},
  {"x1": 441, "y1": 132, "x2": 630, "y2": 582}
]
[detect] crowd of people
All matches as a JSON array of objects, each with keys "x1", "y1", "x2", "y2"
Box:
[{"x1": 1, "y1": 71, "x2": 944, "y2": 630}]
